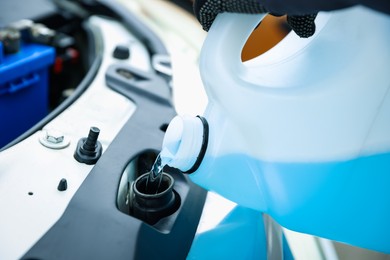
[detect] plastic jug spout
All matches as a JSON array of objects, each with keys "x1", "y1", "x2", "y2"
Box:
[{"x1": 162, "y1": 115, "x2": 208, "y2": 173}]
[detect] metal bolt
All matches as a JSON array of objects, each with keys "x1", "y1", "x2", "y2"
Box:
[
  {"x1": 39, "y1": 129, "x2": 70, "y2": 149},
  {"x1": 45, "y1": 130, "x2": 64, "y2": 144}
]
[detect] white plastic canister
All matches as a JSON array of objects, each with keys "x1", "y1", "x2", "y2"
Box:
[{"x1": 162, "y1": 6, "x2": 390, "y2": 253}]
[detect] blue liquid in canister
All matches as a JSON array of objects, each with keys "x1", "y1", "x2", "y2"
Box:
[{"x1": 190, "y1": 150, "x2": 390, "y2": 252}]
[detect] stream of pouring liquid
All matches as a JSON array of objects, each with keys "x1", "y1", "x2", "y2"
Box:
[{"x1": 146, "y1": 153, "x2": 166, "y2": 194}]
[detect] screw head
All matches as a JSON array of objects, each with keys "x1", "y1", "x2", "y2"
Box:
[
  {"x1": 45, "y1": 130, "x2": 64, "y2": 144},
  {"x1": 39, "y1": 129, "x2": 70, "y2": 149}
]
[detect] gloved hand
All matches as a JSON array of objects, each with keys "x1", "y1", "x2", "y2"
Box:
[
  {"x1": 194, "y1": 0, "x2": 390, "y2": 37},
  {"x1": 194, "y1": 0, "x2": 320, "y2": 38}
]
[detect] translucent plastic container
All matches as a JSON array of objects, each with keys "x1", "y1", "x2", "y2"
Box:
[{"x1": 162, "y1": 7, "x2": 390, "y2": 253}]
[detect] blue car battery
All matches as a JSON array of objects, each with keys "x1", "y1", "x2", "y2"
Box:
[{"x1": 0, "y1": 41, "x2": 55, "y2": 148}]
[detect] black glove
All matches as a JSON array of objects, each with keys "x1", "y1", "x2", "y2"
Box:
[
  {"x1": 194, "y1": 0, "x2": 318, "y2": 38},
  {"x1": 194, "y1": 0, "x2": 390, "y2": 38}
]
